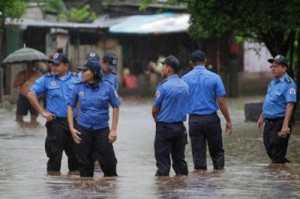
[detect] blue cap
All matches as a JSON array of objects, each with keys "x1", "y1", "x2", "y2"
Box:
[
  {"x1": 268, "y1": 54, "x2": 288, "y2": 67},
  {"x1": 49, "y1": 53, "x2": 69, "y2": 64},
  {"x1": 103, "y1": 52, "x2": 118, "y2": 71},
  {"x1": 86, "y1": 51, "x2": 100, "y2": 61},
  {"x1": 78, "y1": 59, "x2": 101, "y2": 75},
  {"x1": 161, "y1": 55, "x2": 180, "y2": 71}
]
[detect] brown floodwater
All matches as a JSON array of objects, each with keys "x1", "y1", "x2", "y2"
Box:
[{"x1": 0, "y1": 97, "x2": 300, "y2": 199}]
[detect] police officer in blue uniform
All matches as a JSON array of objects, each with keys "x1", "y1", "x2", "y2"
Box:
[
  {"x1": 152, "y1": 55, "x2": 189, "y2": 176},
  {"x1": 77, "y1": 51, "x2": 100, "y2": 82},
  {"x1": 257, "y1": 54, "x2": 297, "y2": 163},
  {"x1": 27, "y1": 53, "x2": 79, "y2": 173},
  {"x1": 67, "y1": 59, "x2": 120, "y2": 177},
  {"x1": 182, "y1": 50, "x2": 232, "y2": 170},
  {"x1": 83, "y1": 51, "x2": 118, "y2": 167},
  {"x1": 100, "y1": 52, "x2": 119, "y2": 90},
  {"x1": 80, "y1": 51, "x2": 118, "y2": 90}
]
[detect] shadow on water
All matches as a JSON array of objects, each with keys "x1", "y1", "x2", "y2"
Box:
[{"x1": 1, "y1": 97, "x2": 300, "y2": 198}]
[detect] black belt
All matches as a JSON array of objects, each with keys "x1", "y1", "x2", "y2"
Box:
[
  {"x1": 190, "y1": 112, "x2": 217, "y2": 117},
  {"x1": 55, "y1": 117, "x2": 67, "y2": 121},
  {"x1": 265, "y1": 117, "x2": 284, "y2": 122},
  {"x1": 156, "y1": 121, "x2": 183, "y2": 125}
]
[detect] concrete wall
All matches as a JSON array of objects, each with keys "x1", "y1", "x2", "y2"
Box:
[{"x1": 238, "y1": 72, "x2": 272, "y2": 96}]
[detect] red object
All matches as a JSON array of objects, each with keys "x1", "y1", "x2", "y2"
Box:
[
  {"x1": 230, "y1": 43, "x2": 239, "y2": 55},
  {"x1": 123, "y1": 75, "x2": 138, "y2": 89}
]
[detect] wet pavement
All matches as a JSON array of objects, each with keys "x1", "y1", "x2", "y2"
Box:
[{"x1": 1, "y1": 97, "x2": 300, "y2": 198}]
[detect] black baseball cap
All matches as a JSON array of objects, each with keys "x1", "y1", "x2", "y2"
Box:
[
  {"x1": 49, "y1": 53, "x2": 69, "y2": 64},
  {"x1": 268, "y1": 54, "x2": 288, "y2": 67},
  {"x1": 190, "y1": 50, "x2": 206, "y2": 62},
  {"x1": 78, "y1": 59, "x2": 101, "y2": 75},
  {"x1": 86, "y1": 51, "x2": 100, "y2": 61},
  {"x1": 103, "y1": 52, "x2": 118, "y2": 71},
  {"x1": 161, "y1": 55, "x2": 180, "y2": 71}
]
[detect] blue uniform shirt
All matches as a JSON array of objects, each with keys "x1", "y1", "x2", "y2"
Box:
[
  {"x1": 153, "y1": 74, "x2": 189, "y2": 122},
  {"x1": 182, "y1": 65, "x2": 226, "y2": 115},
  {"x1": 30, "y1": 72, "x2": 80, "y2": 118},
  {"x1": 263, "y1": 73, "x2": 297, "y2": 119},
  {"x1": 68, "y1": 81, "x2": 121, "y2": 130},
  {"x1": 101, "y1": 70, "x2": 118, "y2": 91}
]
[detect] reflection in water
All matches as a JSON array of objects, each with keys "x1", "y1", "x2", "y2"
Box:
[
  {"x1": 45, "y1": 176, "x2": 118, "y2": 198},
  {"x1": 156, "y1": 176, "x2": 188, "y2": 199},
  {"x1": 1, "y1": 98, "x2": 300, "y2": 198}
]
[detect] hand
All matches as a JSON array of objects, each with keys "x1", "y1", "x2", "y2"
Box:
[
  {"x1": 70, "y1": 128, "x2": 81, "y2": 144},
  {"x1": 279, "y1": 127, "x2": 290, "y2": 138},
  {"x1": 108, "y1": 129, "x2": 117, "y2": 143},
  {"x1": 257, "y1": 118, "x2": 263, "y2": 129},
  {"x1": 41, "y1": 111, "x2": 56, "y2": 122},
  {"x1": 226, "y1": 122, "x2": 233, "y2": 135}
]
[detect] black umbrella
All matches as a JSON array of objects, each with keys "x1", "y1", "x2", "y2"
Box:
[{"x1": 2, "y1": 47, "x2": 49, "y2": 64}]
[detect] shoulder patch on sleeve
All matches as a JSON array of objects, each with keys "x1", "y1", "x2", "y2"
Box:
[
  {"x1": 289, "y1": 87, "x2": 296, "y2": 96},
  {"x1": 285, "y1": 77, "x2": 292, "y2": 83},
  {"x1": 155, "y1": 90, "x2": 161, "y2": 99}
]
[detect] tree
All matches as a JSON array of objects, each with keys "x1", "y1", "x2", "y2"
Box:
[
  {"x1": 59, "y1": 4, "x2": 97, "y2": 22},
  {"x1": 0, "y1": 0, "x2": 27, "y2": 59},
  {"x1": 142, "y1": 0, "x2": 300, "y2": 82}
]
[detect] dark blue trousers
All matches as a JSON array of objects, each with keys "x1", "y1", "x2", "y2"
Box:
[
  {"x1": 74, "y1": 124, "x2": 117, "y2": 177},
  {"x1": 45, "y1": 118, "x2": 79, "y2": 172},
  {"x1": 155, "y1": 122, "x2": 188, "y2": 176},
  {"x1": 264, "y1": 118, "x2": 291, "y2": 163},
  {"x1": 188, "y1": 113, "x2": 224, "y2": 170}
]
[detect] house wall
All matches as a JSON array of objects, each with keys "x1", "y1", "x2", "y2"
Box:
[
  {"x1": 237, "y1": 72, "x2": 272, "y2": 96},
  {"x1": 22, "y1": 3, "x2": 44, "y2": 20},
  {"x1": 243, "y1": 41, "x2": 272, "y2": 72},
  {"x1": 68, "y1": 39, "x2": 123, "y2": 77}
]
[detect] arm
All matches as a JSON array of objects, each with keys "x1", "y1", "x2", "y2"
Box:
[
  {"x1": 217, "y1": 96, "x2": 232, "y2": 135},
  {"x1": 67, "y1": 106, "x2": 81, "y2": 144},
  {"x1": 280, "y1": 102, "x2": 294, "y2": 136},
  {"x1": 257, "y1": 112, "x2": 264, "y2": 128},
  {"x1": 13, "y1": 71, "x2": 27, "y2": 87},
  {"x1": 109, "y1": 107, "x2": 119, "y2": 143},
  {"x1": 27, "y1": 91, "x2": 55, "y2": 121},
  {"x1": 152, "y1": 105, "x2": 160, "y2": 121}
]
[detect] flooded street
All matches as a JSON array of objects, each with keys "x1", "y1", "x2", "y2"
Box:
[{"x1": 1, "y1": 97, "x2": 300, "y2": 198}]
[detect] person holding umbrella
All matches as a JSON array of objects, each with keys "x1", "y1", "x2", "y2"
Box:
[
  {"x1": 13, "y1": 61, "x2": 42, "y2": 125},
  {"x1": 2, "y1": 46, "x2": 48, "y2": 125},
  {"x1": 27, "y1": 53, "x2": 79, "y2": 174}
]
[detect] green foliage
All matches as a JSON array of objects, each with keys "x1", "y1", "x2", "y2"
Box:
[
  {"x1": 44, "y1": 0, "x2": 68, "y2": 14},
  {"x1": 140, "y1": 0, "x2": 156, "y2": 11},
  {"x1": 184, "y1": 0, "x2": 300, "y2": 42},
  {"x1": 59, "y1": 4, "x2": 97, "y2": 22},
  {"x1": 0, "y1": 0, "x2": 26, "y2": 21},
  {"x1": 142, "y1": 0, "x2": 300, "y2": 56}
]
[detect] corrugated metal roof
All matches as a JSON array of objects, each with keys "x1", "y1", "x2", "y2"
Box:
[
  {"x1": 5, "y1": 16, "x2": 126, "y2": 30},
  {"x1": 109, "y1": 12, "x2": 190, "y2": 34},
  {"x1": 5, "y1": 13, "x2": 190, "y2": 34}
]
